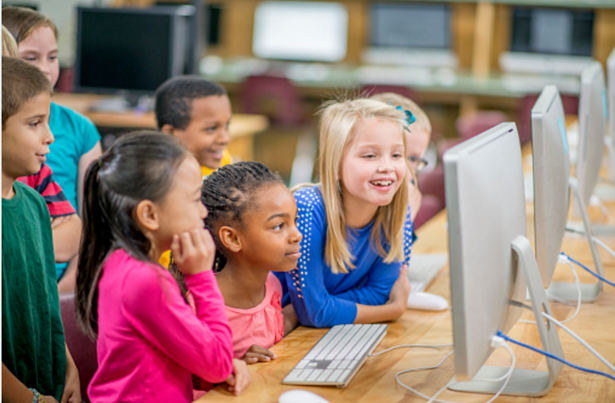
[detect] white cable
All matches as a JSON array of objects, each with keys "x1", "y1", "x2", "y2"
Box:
[
  {"x1": 542, "y1": 312, "x2": 615, "y2": 374},
  {"x1": 368, "y1": 343, "x2": 453, "y2": 357},
  {"x1": 395, "y1": 349, "x2": 456, "y2": 403},
  {"x1": 590, "y1": 195, "x2": 613, "y2": 224},
  {"x1": 520, "y1": 257, "x2": 581, "y2": 324},
  {"x1": 592, "y1": 236, "x2": 615, "y2": 261},
  {"x1": 439, "y1": 337, "x2": 516, "y2": 403}
]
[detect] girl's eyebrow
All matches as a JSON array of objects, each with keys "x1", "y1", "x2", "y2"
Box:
[{"x1": 267, "y1": 212, "x2": 290, "y2": 221}]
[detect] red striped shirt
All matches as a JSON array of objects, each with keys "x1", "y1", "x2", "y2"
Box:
[{"x1": 17, "y1": 163, "x2": 76, "y2": 217}]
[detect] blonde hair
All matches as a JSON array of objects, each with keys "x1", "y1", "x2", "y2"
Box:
[
  {"x1": 369, "y1": 92, "x2": 432, "y2": 137},
  {"x1": 317, "y1": 98, "x2": 409, "y2": 274},
  {"x1": 2, "y1": 26, "x2": 18, "y2": 57}
]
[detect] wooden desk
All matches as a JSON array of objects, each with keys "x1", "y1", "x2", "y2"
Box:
[
  {"x1": 51, "y1": 93, "x2": 269, "y2": 162},
  {"x1": 199, "y1": 144, "x2": 615, "y2": 402}
]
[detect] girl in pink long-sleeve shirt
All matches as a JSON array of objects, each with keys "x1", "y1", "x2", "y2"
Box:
[
  {"x1": 198, "y1": 162, "x2": 302, "y2": 363},
  {"x1": 75, "y1": 131, "x2": 251, "y2": 402}
]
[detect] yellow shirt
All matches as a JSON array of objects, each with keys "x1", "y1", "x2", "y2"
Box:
[{"x1": 159, "y1": 149, "x2": 232, "y2": 268}]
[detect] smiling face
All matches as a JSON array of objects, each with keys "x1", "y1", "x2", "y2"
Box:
[
  {"x1": 233, "y1": 183, "x2": 302, "y2": 273},
  {"x1": 17, "y1": 26, "x2": 59, "y2": 87},
  {"x1": 2, "y1": 92, "x2": 53, "y2": 180},
  {"x1": 340, "y1": 117, "x2": 407, "y2": 222},
  {"x1": 172, "y1": 95, "x2": 232, "y2": 170}
]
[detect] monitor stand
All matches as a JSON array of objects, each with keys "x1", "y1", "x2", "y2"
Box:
[
  {"x1": 447, "y1": 236, "x2": 564, "y2": 397},
  {"x1": 558, "y1": 177, "x2": 604, "y2": 302}
]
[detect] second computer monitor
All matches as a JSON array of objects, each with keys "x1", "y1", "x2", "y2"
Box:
[
  {"x1": 252, "y1": 1, "x2": 348, "y2": 62},
  {"x1": 444, "y1": 122, "x2": 527, "y2": 381},
  {"x1": 532, "y1": 85, "x2": 571, "y2": 286},
  {"x1": 576, "y1": 61, "x2": 607, "y2": 209}
]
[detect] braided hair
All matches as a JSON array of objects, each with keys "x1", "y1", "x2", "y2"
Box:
[
  {"x1": 169, "y1": 161, "x2": 282, "y2": 288},
  {"x1": 202, "y1": 161, "x2": 283, "y2": 271}
]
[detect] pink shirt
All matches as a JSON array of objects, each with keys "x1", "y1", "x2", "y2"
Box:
[
  {"x1": 88, "y1": 249, "x2": 233, "y2": 403},
  {"x1": 224, "y1": 273, "x2": 285, "y2": 358}
]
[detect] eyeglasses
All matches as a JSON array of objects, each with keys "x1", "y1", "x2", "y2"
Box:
[{"x1": 407, "y1": 155, "x2": 428, "y2": 173}]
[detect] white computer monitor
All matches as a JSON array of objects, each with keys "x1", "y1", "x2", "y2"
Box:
[
  {"x1": 532, "y1": 86, "x2": 571, "y2": 286},
  {"x1": 576, "y1": 61, "x2": 607, "y2": 210},
  {"x1": 252, "y1": 1, "x2": 348, "y2": 63},
  {"x1": 607, "y1": 48, "x2": 615, "y2": 180},
  {"x1": 444, "y1": 122, "x2": 563, "y2": 396},
  {"x1": 532, "y1": 85, "x2": 604, "y2": 301}
]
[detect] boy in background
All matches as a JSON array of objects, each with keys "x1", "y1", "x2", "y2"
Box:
[
  {"x1": 155, "y1": 75, "x2": 233, "y2": 268},
  {"x1": 155, "y1": 75, "x2": 233, "y2": 177},
  {"x1": 2, "y1": 56, "x2": 80, "y2": 403}
]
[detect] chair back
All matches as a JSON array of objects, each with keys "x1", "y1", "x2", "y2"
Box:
[{"x1": 60, "y1": 293, "x2": 98, "y2": 402}]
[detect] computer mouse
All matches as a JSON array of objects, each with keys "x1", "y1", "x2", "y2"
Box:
[
  {"x1": 407, "y1": 292, "x2": 449, "y2": 311},
  {"x1": 278, "y1": 389, "x2": 329, "y2": 403}
]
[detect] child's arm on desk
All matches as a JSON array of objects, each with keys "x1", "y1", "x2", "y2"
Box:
[{"x1": 354, "y1": 265, "x2": 410, "y2": 324}]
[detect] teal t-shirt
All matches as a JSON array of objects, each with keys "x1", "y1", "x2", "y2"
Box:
[
  {"x1": 2, "y1": 182, "x2": 67, "y2": 400},
  {"x1": 48, "y1": 101, "x2": 101, "y2": 280}
]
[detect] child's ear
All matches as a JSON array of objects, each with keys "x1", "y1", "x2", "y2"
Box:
[
  {"x1": 160, "y1": 124, "x2": 176, "y2": 136},
  {"x1": 134, "y1": 200, "x2": 160, "y2": 231},
  {"x1": 218, "y1": 225, "x2": 242, "y2": 253}
]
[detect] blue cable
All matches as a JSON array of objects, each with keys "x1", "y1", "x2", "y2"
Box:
[
  {"x1": 496, "y1": 331, "x2": 615, "y2": 382},
  {"x1": 561, "y1": 252, "x2": 615, "y2": 287}
]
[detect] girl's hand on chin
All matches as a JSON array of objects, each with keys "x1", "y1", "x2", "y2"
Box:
[{"x1": 170, "y1": 228, "x2": 216, "y2": 275}]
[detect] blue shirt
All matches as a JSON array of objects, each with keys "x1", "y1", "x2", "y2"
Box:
[
  {"x1": 277, "y1": 186, "x2": 413, "y2": 328},
  {"x1": 48, "y1": 102, "x2": 100, "y2": 280},
  {"x1": 48, "y1": 102, "x2": 100, "y2": 212}
]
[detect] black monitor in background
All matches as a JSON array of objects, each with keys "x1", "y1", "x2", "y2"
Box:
[
  {"x1": 363, "y1": 2, "x2": 456, "y2": 68},
  {"x1": 74, "y1": 5, "x2": 197, "y2": 101},
  {"x1": 501, "y1": 7, "x2": 595, "y2": 75},
  {"x1": 370, "y1": 2, "x2": 450, "y2": 50},
  {"x1": 510, "y1": 7, "x2": 594, "y2": 57}
]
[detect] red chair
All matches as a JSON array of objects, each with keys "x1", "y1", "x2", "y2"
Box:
[
  {"x1": 417, "y1": 164, "x2": 446, "y2": 210},
  {"x1": 60, "y1": 293, "x2": 98, "y2": 402},
  {"x1": 239, "y1": 74, "x2": 305, "y2": 128},
  {"x1": 516, "y1": 93, "x2": 578, "y2": 145},
  {"x1": 414, "y1": 194, "x2": 444, "y2": 229}
]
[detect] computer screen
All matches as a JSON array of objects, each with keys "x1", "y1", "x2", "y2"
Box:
[
  {"x1": 500, "y1": 7, "x2": 594, "y2": 75},
  {"x1": 370, "y1": 3, "x2": 449, "y2": 50},
  {"x1": 511, "y1": 7, "x2": 593, "y2": 57},
  {"x1": 531, "y1": 86, "x2": 571, "y2": 287},
  {"x1": 444, "y1": 123, "x2": 527, "y2": 381},
  {"x1": 576, "y1": 62, "x2": 607, "y2": 209},
  {"x1": 363, "y1": 2, "x2": 456, "y2": 68},
  {"x1": 74, "y1": 6, "x2": 195, "y2": 95},
  {"x1": 444, "y1": 122, "x2": 563, "y2": 396},
  {"x1": 607, "y1": 48, "x2": 615, "y2": 160},
  {"x1": 252, "y1": 1, "x2": 348, "y2": 63}
]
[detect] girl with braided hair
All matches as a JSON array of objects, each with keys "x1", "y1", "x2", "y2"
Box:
[{"x1": 201, "y1": 161, "x2": 303, "y2": 364}]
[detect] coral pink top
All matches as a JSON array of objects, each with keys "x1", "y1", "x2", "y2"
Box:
[
  {"x1": 224, "y1": 273, "x2": 285, "y2": 358},
  {"x1": 89, "y1": 249, "x2": 233, "y2": 403}
]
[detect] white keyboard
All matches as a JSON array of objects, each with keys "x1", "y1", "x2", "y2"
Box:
[
  {"x1": 408, "y1": 253, "x2": 448, "y2": 293},
  {"x1": 282, "y1": 324, "x2": 388, "y2": 387}
]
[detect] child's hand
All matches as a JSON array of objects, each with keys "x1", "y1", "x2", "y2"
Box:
[
  {"x1": 170, "y1": 228, "x2": 216, "y2": 275},
  {"x1": 241, "y1": 345, "x2": 278, "y2": 364},
  {"x1": 387, "y1": 265, "x2": 411, "y2": 318},
  {"x1": 225, "y1": 358, "x2": 252, "y2": 396},
  {"x1": 50, "y1": 214, "x2": 71, "y2": 228},
  {"x1": 44, "y1": 396, "x2": 59, "y2": 403}
]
